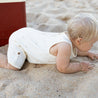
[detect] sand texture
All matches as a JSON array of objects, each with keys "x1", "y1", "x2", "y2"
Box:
[{"x1": 0, "y1": 0, "x2": 98, "y2": 97}]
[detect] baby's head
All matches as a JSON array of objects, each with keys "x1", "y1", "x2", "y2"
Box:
[{"x1": 67, "y1": 13, "x2": 98, "y2": 51}]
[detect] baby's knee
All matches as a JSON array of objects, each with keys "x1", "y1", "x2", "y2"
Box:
[{"x1": 6, "y1": 63, "x2": 20, "y2": 71}]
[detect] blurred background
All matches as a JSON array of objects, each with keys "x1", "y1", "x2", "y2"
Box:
[{"x1": 26, "y1": 0, "x2": 98, "y2": 32}]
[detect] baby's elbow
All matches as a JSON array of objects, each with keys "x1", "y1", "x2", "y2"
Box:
[{"x1": 56, "y1": 65, "x2": 68, "y2": 74}]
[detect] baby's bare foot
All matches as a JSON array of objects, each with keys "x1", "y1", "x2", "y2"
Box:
[{"x1": 80, "y1": 62, "x2": 95, "y2": 72}]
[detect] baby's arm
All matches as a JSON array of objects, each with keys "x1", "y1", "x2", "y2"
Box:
[
  {"x1": 56, "y1": 43, "x2": 94, "y2": 74},
  {"x1": 77, "y1": 50, "x2": 89, "y2": 57},
  {"x1": 77, "y1": 49, "x2": 98, "y2": 60}
]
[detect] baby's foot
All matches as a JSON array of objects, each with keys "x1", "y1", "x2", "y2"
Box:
[{"x1": 80, "y1": 62, "x2": 95, "y2": 72}]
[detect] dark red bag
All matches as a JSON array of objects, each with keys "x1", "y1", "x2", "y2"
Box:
[{"x1": 0, "y1": 0, "x2": 26, "y2": 46}]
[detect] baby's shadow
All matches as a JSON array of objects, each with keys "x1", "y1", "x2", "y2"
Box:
[
  {"x1": 33, "y1": 64, "x2": 43, "y2": 68},
  {"x1": 21, "y1": 60, "x2": 45, "y2": 70}
]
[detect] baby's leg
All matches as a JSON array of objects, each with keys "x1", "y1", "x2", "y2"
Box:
[
  {"x1": 0, "y1": 53, "x2": 18, "y2": 70},
  {"x1": 0, "y1": 39, "x2": 27, "y2": 71},
  {"x1": 7, "y1": 41, "x2": 26, "y2": 71}
]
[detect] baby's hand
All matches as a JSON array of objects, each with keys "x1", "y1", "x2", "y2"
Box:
[
  {"x1": 80, "y1": 62, "x2": 95, "y2": 72},
  {"x1": 88, "y1": 52, "x2": 98, "y2": 60}
]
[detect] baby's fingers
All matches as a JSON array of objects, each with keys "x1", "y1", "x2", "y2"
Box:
[
  {"x1": 88, "y1": 66, "x2": 93, "y2": 70},
  {"x1": 88, "y1": 64, "x2": 95, "y2": 70},
  {"x1": 82, "y1": 66, "x2": 93, "y2": 73},
  {"x1": 95, "y1": 54, "x2": 98, "y2": 59}
]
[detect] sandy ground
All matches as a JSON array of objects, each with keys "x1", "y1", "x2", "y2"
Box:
[{"x1": 0, "y1": 0, "x2": 98, "y2": 97}]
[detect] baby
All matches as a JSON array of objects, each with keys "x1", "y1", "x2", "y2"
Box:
[{"x1": 0, "y1": 13, "x2": 98, "y2": 74}]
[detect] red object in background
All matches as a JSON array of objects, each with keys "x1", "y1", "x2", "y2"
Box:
[{"x1": 0, "y1": 1, "x2": 26, "y2": 46}]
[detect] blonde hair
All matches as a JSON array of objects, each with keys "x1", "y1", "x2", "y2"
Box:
[{"x1": 67, "y1": 13, "x2": 98, "y2": 42}]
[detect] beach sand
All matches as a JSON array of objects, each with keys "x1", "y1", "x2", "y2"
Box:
[{"x1": 0, "y1": 0, "x2": 98, "y2": 97}]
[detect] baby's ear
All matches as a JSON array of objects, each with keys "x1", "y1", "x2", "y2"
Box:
[{"x1": 75, "y1": 37, "x2": 82, "y2": 45}]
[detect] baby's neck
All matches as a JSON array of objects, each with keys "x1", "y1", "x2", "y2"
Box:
[
  {"x1": 65, "y1": 32, "x2": 76, "y2": 49},
  {"x1": 71, "y1": 40, "x2": 76, "y2": 49}
]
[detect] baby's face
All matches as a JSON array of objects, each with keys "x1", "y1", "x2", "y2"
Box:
[{"x1": 76, "y1": 38, "x2": 97, "y2": 52}]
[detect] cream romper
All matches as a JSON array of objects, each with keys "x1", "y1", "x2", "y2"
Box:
[{"x1": 7, "y1": 27, "x2": 77, "y2": 69}]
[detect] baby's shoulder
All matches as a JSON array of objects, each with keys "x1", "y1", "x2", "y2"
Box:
[
  {"x1": 57, "y1": 42, "x2": 71, "y2": 51},
  {"x1": 49, "y1": 42, "x2": 71, "y2": 56},
  {"x1": 57, "y1": 42, "x2": 71, "y2": 56}
]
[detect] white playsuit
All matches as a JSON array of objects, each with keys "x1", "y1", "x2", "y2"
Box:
[{"x1": 7, "y1": 27, "x2": 77, "y2": 69}]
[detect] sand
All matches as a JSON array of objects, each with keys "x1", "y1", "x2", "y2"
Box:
[{"x1": 0, "y1": 0, "x2": 98, "y2": 97}]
